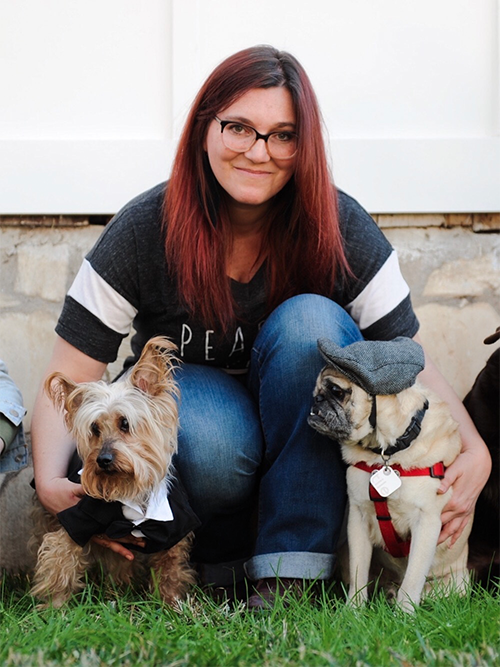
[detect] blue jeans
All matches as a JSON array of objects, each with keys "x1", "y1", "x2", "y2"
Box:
[
  {"x1": 0, "y1": 426, "x2": 27, "y2": 473},
  {"x1": 173, "y1": 295, "x2": 362, "y2": 584}
]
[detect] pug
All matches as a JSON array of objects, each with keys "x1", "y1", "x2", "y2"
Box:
[{"x1": 308, "y1": 337, "x2": 472, "y2": 612}]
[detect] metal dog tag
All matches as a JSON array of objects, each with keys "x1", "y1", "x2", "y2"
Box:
[{"x1": 370, "y1": 467, "x2": 402, "y2": 497}]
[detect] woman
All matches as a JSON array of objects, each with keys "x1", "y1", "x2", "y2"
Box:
[{"x1": 31, "y1": 45, "x2": 491, "y2": 607}]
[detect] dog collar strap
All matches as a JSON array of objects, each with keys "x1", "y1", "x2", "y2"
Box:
[
  {"x1": 368, "y1": 488, "x2": 411, "y2": 558},
  {"x1": 353, "y1": 460, "x2": 445, "y2": 478},
  {"x1": 373, "y1": 399, "x2": 429, "y2": 458},
  {"x1": 352, "y1": 460, "x2": 445, "y2": 558},
  {"x1": 369, "y1": 395, "x2": 377, "y2": 429}
]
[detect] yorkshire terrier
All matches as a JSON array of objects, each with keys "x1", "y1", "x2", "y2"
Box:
[{"x1": 31, "y1": 336, "x2": 198, "y2": 608}]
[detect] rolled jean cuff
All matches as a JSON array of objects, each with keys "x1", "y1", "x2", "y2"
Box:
[
  {"x1": 197, "y1": 557, "x2": 248, "y2": 586},
  {"x1": 244, "y1": 552, "x2": 335, "y2": 581}
]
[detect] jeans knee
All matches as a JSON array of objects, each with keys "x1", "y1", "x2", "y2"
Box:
[
  {"x1": 254, "y1": 294, "x2": 362, "y2": 361},
  {"x1": 176, "y1": 425, "x2": 262, "y2": 515}
]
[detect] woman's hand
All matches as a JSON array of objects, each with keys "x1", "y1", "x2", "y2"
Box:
[
  {"x1": 37, "y1": 477, "x2": 85, "y2": 516},
  {"x1": 437, "y1": 444, "x2": 491, "y2": 546},
  {"x1": 91, "y1": 534, "x2": 146, "y2": 561}
]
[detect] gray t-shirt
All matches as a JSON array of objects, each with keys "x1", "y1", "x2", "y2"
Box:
[{"x1": 56, "y1": 182, "x2": 419, "y2": 372}]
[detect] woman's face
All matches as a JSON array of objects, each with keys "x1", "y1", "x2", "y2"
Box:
[{"x1": 204, "y1": 87, "x2": 297, "y2": 217}]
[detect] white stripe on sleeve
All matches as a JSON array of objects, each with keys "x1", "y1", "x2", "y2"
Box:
[
  {"x1": 345, "y1": 250, "x2": 410, "y2": 331},
  {"x1": 67, "y1": 259, "x2": 137, "y2": 335}
]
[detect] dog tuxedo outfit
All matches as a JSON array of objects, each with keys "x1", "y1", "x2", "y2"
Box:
[{"x1": 56, "y1": 458, "x2": 200, "y2": 554}]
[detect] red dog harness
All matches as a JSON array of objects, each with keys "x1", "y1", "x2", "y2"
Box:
[{"x1": 353, "y1": 461, "x2": 446, "y2": 558}]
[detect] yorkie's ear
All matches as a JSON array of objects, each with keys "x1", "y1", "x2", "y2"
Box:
[
  {"x1": 44, "y1": 372, "x2": 85, "y2": 416},
  {"x1": 130, "y1": 336, "x2": 179, "y2": 397}
]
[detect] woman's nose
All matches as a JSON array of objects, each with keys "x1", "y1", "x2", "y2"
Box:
[{"x1": 244, "y1": 138, "x2": 271, "y2": 162}]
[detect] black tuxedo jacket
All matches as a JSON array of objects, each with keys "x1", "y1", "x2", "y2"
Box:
[{"x1": 55, "y1": 454, "x2": 200, "y2": 554}]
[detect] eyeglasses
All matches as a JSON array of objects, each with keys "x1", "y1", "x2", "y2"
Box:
[{"x1": 214, "y1": 116, "x2": 298, "y2": 160}]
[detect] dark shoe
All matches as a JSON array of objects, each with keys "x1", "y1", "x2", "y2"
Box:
[
  {"x1": 203, "y1": 579, "x2": 248, "y2": 605},
  {"x1": 247, "y1": 577, "x2": 304, "y2": 609},
  {"x1": 195, "y1": 560, "x2": 248, "y2": 605}
]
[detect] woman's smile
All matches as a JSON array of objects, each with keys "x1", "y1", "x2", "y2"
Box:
[{"x1": 234, "y1": 166, "x2": 274, "y2": 176}]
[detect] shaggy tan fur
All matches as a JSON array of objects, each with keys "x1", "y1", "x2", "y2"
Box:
[
  {"x1": 31, "y1": 336, "x2": 195, "y2": 608},
  {"x1": 309, "y1": 368, "x2": 472, "y2": 613}
]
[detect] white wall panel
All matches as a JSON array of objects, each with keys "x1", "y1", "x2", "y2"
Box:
[
  {"x1": 0, "y1": 0, "x2": 498, "y2": 213},
  {"x1": 0, "y1": 0, "x2": 173, "y2": 214},
  {"x1": 1, "y1": 2, "x2": 171, "y2": 140},
  {"x1": 172, "y1": 0, "x2": 500, "y2": 213}
]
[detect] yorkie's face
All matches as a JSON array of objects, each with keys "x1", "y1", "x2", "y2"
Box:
[
  {"x1": 71, "y1": 381, "x2": 177, "y2": 502},
  {"x1": 45, "y1": 337, "x2": 179, "y2": 503}
]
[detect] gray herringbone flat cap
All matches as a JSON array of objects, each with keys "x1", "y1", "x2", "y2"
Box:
[{"x1": 317, "y1": 336, "x2": 425, "y2": 395}]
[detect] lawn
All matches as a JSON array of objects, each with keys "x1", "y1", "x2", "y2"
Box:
[{"x1": 1, "y1": 575, "x2": 498, "y2": 666}]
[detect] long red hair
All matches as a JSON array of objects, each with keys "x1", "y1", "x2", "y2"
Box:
[{"x1": 164, "y1": 45, "x2": 349, "y2": 332}]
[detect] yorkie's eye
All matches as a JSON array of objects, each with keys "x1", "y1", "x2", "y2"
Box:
[
  {"x1": 90, "y1": 422, "x2": 101, "y2": 437},
  {"x1": 119, "y1": 417, "x2": 130, "y2": 433}
]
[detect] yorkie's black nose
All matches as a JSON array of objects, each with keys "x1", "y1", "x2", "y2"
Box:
[{"x1": 97, "y1": 451, "x2": 114, "y2": 470}]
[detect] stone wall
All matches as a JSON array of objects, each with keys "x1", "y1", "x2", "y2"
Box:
[
  {"x1": 1, "y1": 213, "x2": 499, "y2": 426},
  {"x1": 381, "y1": 219, "x2": 500, "y2": 398},
  {"x1": 0, "y1": 219, "x2": 128, "y2": 421}
]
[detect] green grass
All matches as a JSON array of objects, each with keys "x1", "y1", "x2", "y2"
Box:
[{"x1": 1, "y1": 575, "x2": 499, "y2": 666}]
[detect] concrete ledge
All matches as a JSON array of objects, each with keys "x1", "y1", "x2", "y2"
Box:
[
  {"x1": 375, "y1": 212, "x2": 500, "y2": 230},
  {"x1": 0, "y1": 215, "x2": 90, "y2": 228}
]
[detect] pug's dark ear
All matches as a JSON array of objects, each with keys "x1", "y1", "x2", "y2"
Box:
[{"x1": 484, "y1": 327, "x2": 500, "y2": 345}]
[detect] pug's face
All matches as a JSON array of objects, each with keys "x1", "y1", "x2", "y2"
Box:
[{"x1": 308, "y1": 367, "x2": 374, "y2": 445}]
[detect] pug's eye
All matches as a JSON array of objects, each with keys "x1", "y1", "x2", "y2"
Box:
[
  {"x1": 119, "y1": 417, "x2": 130, "y2": 433},
  {"x1": 91, "y1": 422, "x2": 101, "y2": 437},
  {"x1": 328, "y1": 384, "x2": 346, "y2": 401}
]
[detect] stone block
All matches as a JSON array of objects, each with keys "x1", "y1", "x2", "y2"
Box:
[
  {"x1": 416, "y1": 302, "x2": 500, "y2": 399},
  {"x1": 378, "y1": 213, "x2": 472, "y2": 229},
  {"x1": 14, "y1": 242, "x2": 70, "y2": 302},
  {"x1": 472, "y1": 213, "x2": 500, "y2": 232},
  {"x1": 423, "y1": 254, "x2": 500, "y2": 298},
  {"x1": 0, "y1": 294, "x2": 21, "y2": 309},
  {"x1": 0, "y1": 215, "x2": 89, "y2": 228},
  {"x1": 0, "y1": 311, "x2": 58, "y2": 421},
  {"x1": 378, "y1": 214, "x2": 446, "y2": 228}
]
